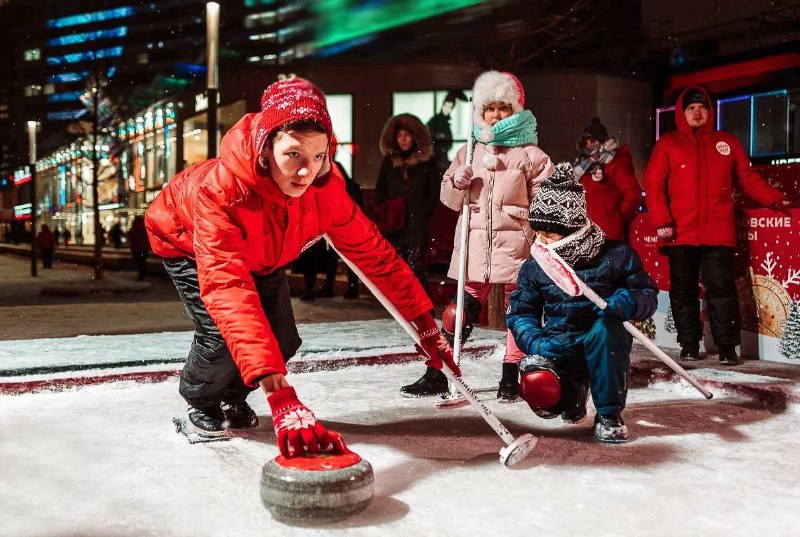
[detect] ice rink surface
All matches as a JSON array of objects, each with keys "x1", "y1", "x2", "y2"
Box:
[{"x1": 2, "y1": 358, "x2": 799, "y2": 537}]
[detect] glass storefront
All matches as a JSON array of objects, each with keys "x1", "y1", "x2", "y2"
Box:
[
  {"x1": 117, "y1": 102, "x2": 177, "y2": 215},
  {"x1": 326, "y1": 94, "x2": 354, "y2": 177},
  {"x1": 182, "y1": 99, "x2": 247, "y2": 168},
  {"x1": 392, "y1": 89, "x2": 472, "y2": 162}
]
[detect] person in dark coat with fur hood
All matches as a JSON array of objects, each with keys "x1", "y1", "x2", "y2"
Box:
[
  {"x1": 375, "y1": 113, "x2": 441, "y2": 286},
  {"x1": 507, "y1": 163, "x2": 658, "y2": 443}
]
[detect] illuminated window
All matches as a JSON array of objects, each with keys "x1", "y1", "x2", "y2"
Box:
[
  {"x1": 24, "y1": 48, "x2": 41, "y2": 61},
  {"x1": 46, "y1": 46, "x2": 124, "y2": 66},
  {"x1": 326, "y1": 94, "x2": 354, "y2": 177},
  {"x1": 47, "y1": 110, "x2": 88, "y2": 121},
  {"x1": 717, "y1": 96, "x2": 750, "y2": 150},
  {"x1": 24, "y1": 85, "x2": 43, "y2": 97},
  {"x1": 48, "y1": 71, "x2": 89, "y2": 83},
  {"x1": 393, "y1": 90, "x2": 472, "y2": 161},
  {"x1": 751, "y1": 90, "x2": 788, "y2": 157},
  {"x1": 48, "y1": 91, "x2": 83, "y2": 103},
  {"x1": 655, "y1": 106, "x2": 675, "y2": 140},
  {"x1": 47, "y1": 7, "x2": 134, "y2": 29},
  {"x1": 245, "y1": 11, "x2": 277, "y2": 28},
  {"x1": 48, "y1": 26, "x2": 128, "y2": 47}
]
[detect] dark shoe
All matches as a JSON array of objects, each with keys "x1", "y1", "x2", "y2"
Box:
[
  {"x1": 188, "y1": 404, "x2": 229, "y2": 437},
  {"x1": 497, "y1": 362, "x2": 521, "y2": 403},
  {"x1": 300, "y1": 290, "x2": 315, "y2": 301},
  {"x1": 593, "y1": 413, "x2": 629, "y2": 443},
  {"x1": 343, "y1": 284, "x2": 359, "y2": 299},
  {"x1": 400, "y1": 367, "x2": 448, "y2": 398},
  {"x1": 679, "y1": 342, "x2": 700, "y2": 361},
  {"x1": 560, "y1": 380, "x2": 589, "y2": 424},
  {"x1": 222, "y1": 401, "x2": 259, "y2": 429},
  {"x1": 317, "y1": 286, "x2": 335, "y2": 298},
  {"x1": 718, "y1": 345, "x2": 739, "y2": 366}
]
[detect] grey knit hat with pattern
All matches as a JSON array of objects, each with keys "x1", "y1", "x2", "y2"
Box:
[{"x1": 529, "y1": 162, "x2": 587, "y2": 235}]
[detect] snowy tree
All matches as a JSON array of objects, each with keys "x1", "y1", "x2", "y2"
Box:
[
  {"x1": 778, "y1": 300, "x2": 800, "y2": 360},
  {"x1": 664, "y1": 305, "x2": 676, "y2": 333}
]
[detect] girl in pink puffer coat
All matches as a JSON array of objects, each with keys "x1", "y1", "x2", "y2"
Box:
[{"x1": 399, "y1": 71, "x2": 553, "y2": 402}]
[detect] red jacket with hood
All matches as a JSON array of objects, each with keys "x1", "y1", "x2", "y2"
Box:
[
  {"x1": 644, "y1": 86, "x2": 785, "y2": 248},
  {"x1": 146, "y1": 112, "x2": 432, "y2": 386},
  {"x1": 580, "y1": 144, "x2": 642, "y2": 241}
]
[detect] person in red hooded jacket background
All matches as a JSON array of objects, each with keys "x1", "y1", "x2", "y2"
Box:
[
  {"x1": 574, "y1": 117, "x2": 643, "y2": 242},
  {"x1": 145, "y1": 78, "x2": 457, "y2": 456},
  {"x1": 644, "y1": 86, "x2": 793, "y2": 366}
]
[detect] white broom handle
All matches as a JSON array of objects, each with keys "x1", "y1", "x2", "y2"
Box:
[
  {"x1": 452, "y1": 204, "x2": 469, "y2": 365},
  {"x1": 453, "y1": 98, "x2": 476, "y2": 367},
  {"x1": 324, "y1": 235, "x2": 517, "y2": 446},
  {"x1": 580, "y1": 283, "x2": 713, "y2": 399}
]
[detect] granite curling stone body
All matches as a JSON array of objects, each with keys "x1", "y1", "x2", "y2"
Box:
[{"x1": 260, "y1": 451, "x2": 374, "y2": 523}]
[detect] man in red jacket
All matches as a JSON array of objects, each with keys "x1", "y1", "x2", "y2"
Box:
[
  {"x1": 644, "y1": 86, "x2": 792, "y2": 365},
  {"x1": 146, "y1": 78, "x2": 457, "y2": 456}
]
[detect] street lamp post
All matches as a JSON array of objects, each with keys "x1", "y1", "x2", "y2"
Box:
[
  {"x1": 206, "y1": 1, "x2": 220, "y2": 159},
  {"x1": 27, "y1": 120, "x2": 37, "y2": 277}
]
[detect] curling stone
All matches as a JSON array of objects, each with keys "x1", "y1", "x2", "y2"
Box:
[{"x1": 260, "y1": 448, "x2": 373, "y2": 523}]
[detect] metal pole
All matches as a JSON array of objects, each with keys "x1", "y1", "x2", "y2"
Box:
[
  {"x1": 206, "y1": 2, "x2": 220, "y2": 159},
  {"x1": 27, "y1": 120, "x2": 37, "y2": 277}
]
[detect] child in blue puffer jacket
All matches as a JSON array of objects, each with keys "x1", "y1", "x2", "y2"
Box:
[{"x1": 507, "y1": 162, "x2": 658, "y2": 443}]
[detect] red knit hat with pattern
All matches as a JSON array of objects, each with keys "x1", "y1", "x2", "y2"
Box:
[{"x1": 254, "y1": 78, "x2": 333, "y2": 154}]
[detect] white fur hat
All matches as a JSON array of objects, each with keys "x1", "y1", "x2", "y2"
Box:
[{"x1": 472, "y1": 70, "x2": 526, "y2": 143}]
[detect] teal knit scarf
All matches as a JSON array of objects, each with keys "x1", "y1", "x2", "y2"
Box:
[{"x1": 473, "y1": 109, "x2": 539, "y2": 147}]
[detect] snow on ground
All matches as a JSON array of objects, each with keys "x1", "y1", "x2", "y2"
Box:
[
  {"x1": 1, "y1": 359, "x2": 799, "y2": 537},
  {"x1": 0, "y1": 320, "x2": 505, "y2": 375}
]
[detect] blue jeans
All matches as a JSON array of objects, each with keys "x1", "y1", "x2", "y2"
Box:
[{"x1": 551, "y1": 317, "x2": 632, "y2": 415}]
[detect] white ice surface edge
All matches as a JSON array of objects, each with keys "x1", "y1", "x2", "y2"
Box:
[{"x1": 0, "y1": 319, "x2": 506, "y2": 372}]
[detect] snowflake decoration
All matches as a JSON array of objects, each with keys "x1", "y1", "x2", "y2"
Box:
[
  {"x1": 278, "y1": 408, "x2": 316, "y2": 431},
  {"x1": 761, "y1": 251, "x2": 777, "y2": 279},
  {"x1": 784, "y1": 267, "x2": 800, "y2": 288}
]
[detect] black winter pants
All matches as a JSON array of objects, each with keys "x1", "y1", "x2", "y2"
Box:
[
  {"x1": 132, "y1": 252, "x2": 148, "y2": 279},
  {"x1": 163, "y1": 258, "x2": 302, "y2": 408},
  {"x1": 666, "y1": 246, "x2": 740, "y2": 347},
  {"x1": 41, "y1": 249, "x2": 53, "y2": 269}
]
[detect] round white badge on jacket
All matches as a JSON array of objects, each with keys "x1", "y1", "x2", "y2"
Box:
[{"x1": 716, "y1": 141, "x2": 731, "y2": 156}]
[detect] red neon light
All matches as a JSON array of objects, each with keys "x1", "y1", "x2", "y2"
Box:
[
  {"x1": 667, "y1": 52, "x2": 800, "y2": 95},
  {"x1": 14, "y1": 214, "x2": 32, "y2": 221},
  {"x1": 14, "y1": 174, "x2": 32, "y2": 186}
]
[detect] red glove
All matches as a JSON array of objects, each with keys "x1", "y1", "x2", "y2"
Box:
[
  {"x1": 772, "y1": 199, "x2": 794, "y2": 216},
  {"x1": 268, "y1": 386, "x2": 336, "y2": 458},
  {"x1": 412, "y1": 312, "x2": 462, "y2": 376}
]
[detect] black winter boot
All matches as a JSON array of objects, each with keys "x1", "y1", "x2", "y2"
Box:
[
  {"x1": 188, "y1": 404, "x2": 229, "y2": 437},
  {"x1": 718, "y1": 345, "x2": 739, "y2": 366},
  {"x1": 593, "y1": 413, "x2": 629, "y2": 443},
  {"x1": 400, "y1": 367, "x2": 448, "y2": 398},
  {"x1": 222, "y1": 401, "x2": 259, "y2": 429},
  {"x1": 497, "y1": 362, "x2": 521, "y2": 403},
  {"x1": 560, "y1": 380, "x2": 589, "y2": 424},
  {"x1": 679, "y1": 342, "x2": 700, "y2": 361},
  {"x1": 316, "y1": 285, "x2": 335, "y2": 298},
  {"x1": 343, "y1": 283, "x2": 359, "y2": 299}
]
